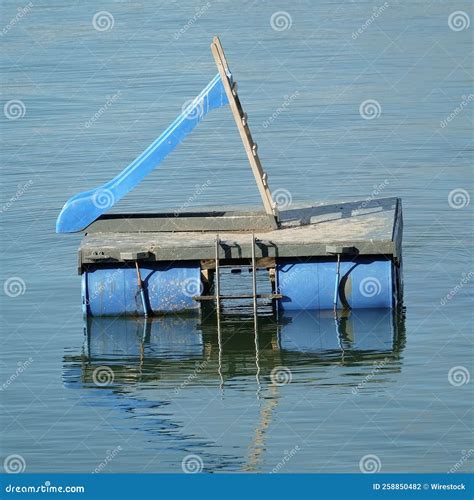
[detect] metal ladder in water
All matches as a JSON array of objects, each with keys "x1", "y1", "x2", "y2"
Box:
[
  {"x1": 193, "y1": 38, "x2": 285, "y2": 311},
  {"x1": 194, "y1": 234, "x2": 282, "y2": 312}
]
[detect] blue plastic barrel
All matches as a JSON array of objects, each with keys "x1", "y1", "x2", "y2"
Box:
[
  {"x1": 276, "y1": 258, "x2": 393, "y2": 310},
  {"x1": 82, "y1": 263, "x2": 202, "y2": 316}
]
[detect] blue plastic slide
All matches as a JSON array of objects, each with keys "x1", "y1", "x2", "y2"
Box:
[{"x1": 56, "y1": 73, "x2": 229, "y2": 233}]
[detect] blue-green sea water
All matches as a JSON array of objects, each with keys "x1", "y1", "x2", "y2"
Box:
[{"x1": 1, "y1": 0, "x2": 472, "y2": 473}]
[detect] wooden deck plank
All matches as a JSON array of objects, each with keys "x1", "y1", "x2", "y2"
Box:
[{"x1": 78, "y1": 197, "x2": 402, "y2": 270}]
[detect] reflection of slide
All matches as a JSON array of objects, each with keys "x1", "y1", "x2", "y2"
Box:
[{"x1": 56, "y1": 74, "x2": 229, "y2": 233}]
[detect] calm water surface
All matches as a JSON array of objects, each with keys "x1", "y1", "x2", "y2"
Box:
[{"x1": 1, "y1": 0, "x2": 472, "y2": 473}]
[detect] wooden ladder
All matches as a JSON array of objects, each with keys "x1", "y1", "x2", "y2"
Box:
[{"x1": 211, "y1": 37, "x2": 278, "y2": 221}]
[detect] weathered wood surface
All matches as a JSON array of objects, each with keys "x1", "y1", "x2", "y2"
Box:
[
  {"x1": 211, "y1": 36, "x2": 277, "y2": 218},
  {"x1": 86, "y1": 211, "x2": 277, "y2": 233},
  {"x1": 79, "y1": 198, "x2": 402, "y2": 270}
]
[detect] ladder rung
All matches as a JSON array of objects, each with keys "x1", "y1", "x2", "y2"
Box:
[{"x1": 193, "y1": 293, "x2": 282, "y2": 301}]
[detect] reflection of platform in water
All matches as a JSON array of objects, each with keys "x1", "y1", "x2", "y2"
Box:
[
  {"x1": 278, "y1": 309, "x2": 399, "y2": 355},
  {"x1": 65, "y1": 309, "x2": 406, "y2": 387},
  {"x1": 85, "y1": 316, "x2": 204, "y2": 361},
  {"x1": 63, "y1": 311, "x2": 405, "y2": 471}
]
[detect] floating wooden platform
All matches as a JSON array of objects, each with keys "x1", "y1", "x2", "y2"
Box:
[
  {"x1": 78, "y1": 197, "x2": 402, "y2": 269},
  {"x1": 57, "y1": 38, "x2": 404, "y2": 316}
]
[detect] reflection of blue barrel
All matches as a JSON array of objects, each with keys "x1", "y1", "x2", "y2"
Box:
[
  {"x1": 276, "y1": 258, "x2": 393, "y2": 310},
  {"x1": 85, "y1": 316, "x2": 203, "y2": 360},
  {"x1": 87, "y1": 317, "x2": 144, "y2": 357},
  {"x1": 82, "y1": 263, "x2": 201, "y2": 316},
  {"x1": 278, "y1": 310, "x2": 395, "y2": 354}
]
